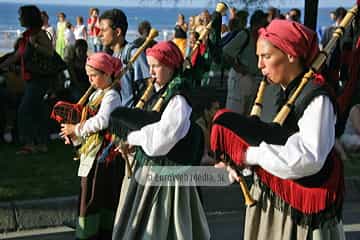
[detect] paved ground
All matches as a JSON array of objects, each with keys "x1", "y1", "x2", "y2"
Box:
[
  {"x1": 1, "y1": 177, "x2": 360, "y2": 240},
  {"x1": 2, "y1": 200, "x2": 360, "y2": 240}
]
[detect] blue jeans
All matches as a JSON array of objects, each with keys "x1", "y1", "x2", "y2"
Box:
[{"x1": 17, "y1": 78, "x2": 49, "y2": 145}]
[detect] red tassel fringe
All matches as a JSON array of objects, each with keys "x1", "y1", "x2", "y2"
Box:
[
  {"x1": 256, "y1": 150, "x2": 344, "y2": 214},
  {"x1": 210, "y1": 109, "x2": 249, "y2": 166}
]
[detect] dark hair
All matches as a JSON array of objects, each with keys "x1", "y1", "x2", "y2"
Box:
[
  {"x1": 288, "y1": 8, "x2": 301, "y2": 21},
  {"x1": 89, "y1": 7, "x2": 99, "y2": 15},
  {"x1": 41, "y1": 11, "x2": 49, "y2": 19},
  {"x1": 74, "y1": 39, "x2": 88, "y2": 58},
  {"x1": 77, "y1": 16, "x2": 84, "y2": 24},
  {"x1": 193, "y1": 87, "x2": 221, "y2": 114},
  {"x1": 57, "y1": 12, "x2": 66, "y2": 18},
  {"x1": 267, "y1": 7, "x2": 280, "y2": 19},
  {"x1": 138, "y1": 20, "x2": 151, "y2": 36},
  {"x1": 75, "y1": 39, "x2": 87, "y2": 49},
  {"x1": 235, "y1": 9, "x2": 249, "y2": 21},
  {"x1": 100, "y1": 9, "x2": 128, "y2": 36},
  {"x1": 65, "y1": 21, "x2": 72, "y2": 29},
  {"x1": 250, "y1": 10, "x2": 268, "y2": 27},
  {"x1": 335, "y1": 7, "x2": 347, "y2": 20},
  {"x1": 18, "y1": 5, "x2": 43, "y2": 29}
]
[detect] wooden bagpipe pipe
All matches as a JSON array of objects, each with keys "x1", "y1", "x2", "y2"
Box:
[
  {"x1": 50, "y1": 28, "x2": 159, "y2": 125},
  {"x1": 210, "y1": 3, "x2": 359, "y2": 207},
  {"x1": 183, "y1": 2, "x2": 227, "y2": 70}
]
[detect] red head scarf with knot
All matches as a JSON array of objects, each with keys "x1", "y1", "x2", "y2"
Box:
[
  {"x1": 258, "y1": 19, "x2": 319, "y2": 67},
  {"x1": 86, "y1": 52, "x2": 122, "y2": 77},
  {"x1": 146, "y1": 41, "x2": 184, "y2": 70}
]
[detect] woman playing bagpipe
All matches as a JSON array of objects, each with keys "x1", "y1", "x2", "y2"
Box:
[
  {"x1": 109, "y1": 3, "x2": 226, "y2": 240},
  {"x1": 211, "y1": 18, "x2": 350, "y2": 239},
  {"x1": 59, "y1": 52, "x2": 125, "y2": 239}
]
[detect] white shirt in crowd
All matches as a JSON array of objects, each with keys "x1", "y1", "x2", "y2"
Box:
[
  {"x1": 74, "y1": 24, "x2": 87, "y2": 40},
  {"x1": 64, "y1": 28, "x2": 76, "y2": 46}
]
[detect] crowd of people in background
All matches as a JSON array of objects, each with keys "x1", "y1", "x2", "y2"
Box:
[{"x1": 0, "y1": 3, "x2": 359, "y2": 160}]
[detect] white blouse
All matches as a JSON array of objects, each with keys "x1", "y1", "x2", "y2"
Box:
[
  {"x1": 74, "y1": 24, "x2": 86, "y2": 40},
  {"x1": 245, "y1": 95, "x2": 336, "y2": 179},
  {"x1": 127, "y1": 95, "x2": 192, "y2": 156},
  {"x1": 74, "y1": 89, "x2": 121, "y2": 138}
]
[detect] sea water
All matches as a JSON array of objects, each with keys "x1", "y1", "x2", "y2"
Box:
[{"x1": 0, "y1": 2, "x2": 344, "y2": 53}]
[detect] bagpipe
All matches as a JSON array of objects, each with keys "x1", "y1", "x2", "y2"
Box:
[
  {"x1": 108, "y1": 2, "x2": 228, "y2": 175},
  {"x1": 210, "y1": 3, "x2": 359, "y2": 206},
  {"x1": 50, "y1": 29, "x2": 159, "y2": 125}
]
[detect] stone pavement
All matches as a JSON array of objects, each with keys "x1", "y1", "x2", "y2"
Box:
[{"x1": 1, "y1": 177, "x2": 360, "y2": 239}]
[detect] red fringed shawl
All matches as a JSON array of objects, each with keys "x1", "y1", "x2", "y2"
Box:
[{"x1": 210, "y1": 109, "x2": 344, "y2": 215}]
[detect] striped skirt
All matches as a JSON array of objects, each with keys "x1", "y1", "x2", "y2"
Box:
[{"x1": 244, "y1": 180, "x2": 345, "y2": 240}]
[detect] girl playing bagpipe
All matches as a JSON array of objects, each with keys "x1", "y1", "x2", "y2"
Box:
[{"x1": 60, "y1": 52, "x2": 125, "y2": 239}]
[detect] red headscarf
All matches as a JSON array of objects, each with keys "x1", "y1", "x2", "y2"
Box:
[
  {"x1": 86, "y1": 52, "x2": 122, "y2": 77},
  {"x1": 146, "y1": 41, "x2": 184, "y2": 69},
  {"x1": 258, "y1": 19, "x2": 319, "y2": 67}
]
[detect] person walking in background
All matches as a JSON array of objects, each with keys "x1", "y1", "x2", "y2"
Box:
[
  {"x1": 99, "y1": 8, "x2": 150, "y2": 107},
  {"x1": 74, "y1": 16, "x2": 87, "y2": 40},
  {"x1": 55, "y1": 12, "x2": 66, "y2": 59},
  {"x1": 60, "y1": 52, "x2": 124, "y2": 240},
  {"x1": 63, "y1": 21, "x2": 76, "y2": 61},
  {"x1": 41, "y1": 11, "x2": 56, "y2": 47},
  {"x1": 65, "y1": 39, "x2": 90, "y2": 102},
  {"x1": 188, "y1": 15, "x2": 196, "y2": 32},
  {"x1": 223, "y1": 10, "x2": 268, "y2": 115},
  {"x1": 132, "y1": 20, "x2": 157, "y2": 49},
  {"x1": 64, "y1": 22, "x2": 76, "y2": 47},
  {"x1": 321, "y1": 7, "x2": 348, "y2": 48},
  {"x1": 173, "y1": 13, "x2": 188, "y2": 57},
  {"x1": 0, "y1": 5, "x2": 53, "y2": 154},
  {"x1": 87, "y1": 8, "x2": 102, "y2": 53}
]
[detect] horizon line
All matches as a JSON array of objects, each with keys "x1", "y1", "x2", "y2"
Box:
[{"x1": 0, "y1": 1, "x2": 353, "y2": 9}]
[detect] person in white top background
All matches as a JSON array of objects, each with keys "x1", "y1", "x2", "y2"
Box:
[
  {"x1": 64, "y1": 21, "x2": 76, "y2": 47},
  {"x1": 74, "y1": 16, "x2": 87, "y2": 40},
  {"x1": 40, "y1": 11, "x2": 56, "y2": 47}
]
